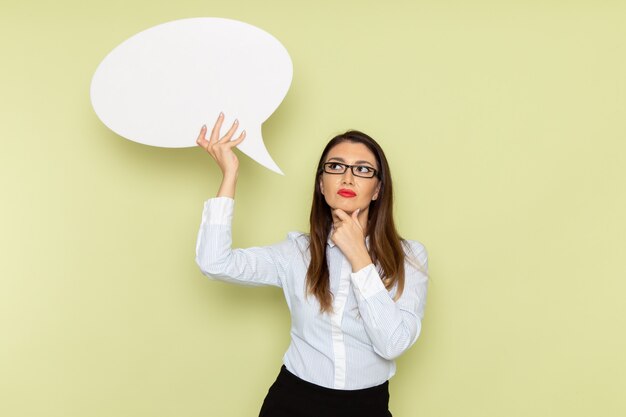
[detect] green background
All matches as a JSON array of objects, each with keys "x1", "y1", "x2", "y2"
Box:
[{"x1": 1, "y1": 1, "x2": 625, "y2": 416}]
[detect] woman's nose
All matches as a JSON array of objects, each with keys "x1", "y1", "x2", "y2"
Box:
[{"x1": 341, "y1": 169, "x2": 355, "y2": 184}]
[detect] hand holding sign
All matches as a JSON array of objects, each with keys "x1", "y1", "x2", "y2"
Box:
[
  {"x1": 90, "y1": 17, "x2": 293, "y2": 174},
  {"x1": 196, "y1": 113, "x2": 246, "y2": 178}
]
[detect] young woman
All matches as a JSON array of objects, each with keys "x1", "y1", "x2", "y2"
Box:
[{"x1": 195, "y1": 113, "x2": 428, "y2": 417}]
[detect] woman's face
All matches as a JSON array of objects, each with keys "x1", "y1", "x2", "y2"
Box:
[{"x1": 319, "y1": 141, "x2": 381, "y2": 215}]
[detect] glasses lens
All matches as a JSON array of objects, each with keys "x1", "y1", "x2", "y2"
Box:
[
  {"x1": 352, "y1": 166, "x2": 375, "y2": 178},
  {"x1": 324, "y1": 163, "x2": 346, "y2": 174}
]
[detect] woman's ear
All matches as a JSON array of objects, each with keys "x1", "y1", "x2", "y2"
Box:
[
  {"x1": 319, "y1": 179, "x2": 325, "y2": 195},
  {"x1": 372, "y1": 183, "x2": 381, "y2": 200}
]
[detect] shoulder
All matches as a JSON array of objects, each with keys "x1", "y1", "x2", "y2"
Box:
[
  {"x1": 286, "y1": 231, "x2": 310, "y2": 245},
  {"x1": 287, "y1": 231, "x2": 310, "y2": 249},
  {"x1": 402, "y1": 239, "x2": 427, "y2": 259},
  {"x1": 401, "y1": 239, "x2": 428, "y2": 272},
  {"x1": 285, "y1": 232, "x2": 310, "y2": 260}
]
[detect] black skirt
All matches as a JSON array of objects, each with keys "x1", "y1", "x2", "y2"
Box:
[{"x1": 258, "y1": 365, "x2": 393, "y2": 417}]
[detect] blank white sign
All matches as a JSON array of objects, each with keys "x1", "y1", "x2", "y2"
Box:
[{"x1": 90, "y1": 17, "x2": 293, "y2": 174}]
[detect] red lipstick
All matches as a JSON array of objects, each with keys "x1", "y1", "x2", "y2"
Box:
[{"x1": 337, "y1": 188, "x2": 357, "y2": 198}]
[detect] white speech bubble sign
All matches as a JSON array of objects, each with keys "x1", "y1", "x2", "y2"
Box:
[{"x1": 90, "y1": 17, "x2": 292, "y2": 174}]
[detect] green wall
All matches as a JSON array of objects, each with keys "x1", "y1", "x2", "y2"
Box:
[{"x1": 1, "y1": 1, "x2": 625, "y2": 416}]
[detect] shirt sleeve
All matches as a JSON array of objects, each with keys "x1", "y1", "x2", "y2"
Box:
[
  {"x1": 349, "y1": 240, "x2": 429, "y2": 360},
  {"x1": 195, "y1": 197, "x2": 293, "y2": 287}
]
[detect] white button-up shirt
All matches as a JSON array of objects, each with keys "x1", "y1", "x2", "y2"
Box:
[{"x1": 195, "y1": 197, "x2": 428, "y2": 390}]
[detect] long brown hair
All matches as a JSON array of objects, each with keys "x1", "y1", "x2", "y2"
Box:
[{"x1": 306, "y1": 130, "x2": 407, "y2": 312}]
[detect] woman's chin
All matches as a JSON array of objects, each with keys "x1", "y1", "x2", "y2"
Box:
[{"x1": 328, "y1": 200, "x2": 358, "y2": 213}]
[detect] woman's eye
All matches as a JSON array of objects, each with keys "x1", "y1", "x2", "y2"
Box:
[
  {"x1": 356, "y1": 166, "x2": 372, "y2": 173},
  {"x1": 328, "y1": 163, "x2": 343, "y2": 170}
]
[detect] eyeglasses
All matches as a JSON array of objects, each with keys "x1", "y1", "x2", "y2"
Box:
[{"x1": 321, "y1": 162, "x2": 379, "y2": 178}]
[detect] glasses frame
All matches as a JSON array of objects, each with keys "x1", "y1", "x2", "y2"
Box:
[{"x1": 321, "y1": 162, "x2": 379, "y2": 179}]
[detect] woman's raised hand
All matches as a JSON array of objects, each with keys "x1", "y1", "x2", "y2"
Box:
[
  {"x1": 196, "y1": 112, "x2": 246, "y2": 178},
  {"x1": 197, "y1": 113, "x2": 246, "y2": 198}
]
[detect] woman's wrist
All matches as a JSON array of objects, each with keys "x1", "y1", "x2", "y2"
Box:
[
  {"x1": 351, "y1": 256, "x2": 373, "y2": 273},
  {"x1": 349, "y1": 248, "x2": 373, "y2": 272},
  {"x1": 216, "y1": 173, "x2": 237, "y2": 198}
]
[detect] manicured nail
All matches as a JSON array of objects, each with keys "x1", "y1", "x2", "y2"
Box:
[
  {"x1": 234, "y1": 119, "x2": 239, "y2": 124},
  {"x1": 202, "y1": 124, "x2": 206, "y2": 129}
]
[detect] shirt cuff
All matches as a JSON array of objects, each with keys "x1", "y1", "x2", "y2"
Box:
[
  {"x1": 350, "y1": 263, "x2": 387, "y2": 299},
  {"x1": 201, "y1": 197, "x2": 234, "y2": 226}
]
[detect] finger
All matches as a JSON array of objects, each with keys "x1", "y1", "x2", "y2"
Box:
[
  {"x1": 209, "y1": 112, "x2": 224, "y2": 143},
  {"x1": 352, "y1": 209, "x2": 364, "y2": 232},
  {"x1": 227, "y1": 130, "x2": 246, "y2": 148},
  {"x1": 333, "y1": 208, "x2": 350, "y2": 221},
  {"x1": 219, "y1": 119, "x2": 239, "y2": 142},
  {"x1": 351, "y1": 208, "x2": 360, "y2": 222},
  {"x1": 196, "y1": 124, "x2": 209, "y2": 148}
]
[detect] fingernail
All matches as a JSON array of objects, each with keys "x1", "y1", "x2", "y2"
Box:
[
  {"x1": 202, "y1": 124, "x2": 206, "y2": 129},
  {"x1": 234, "y1": 119, "x2": 239, "y2": 124},
  {"x1": 219, "y1": 112, "x2": 224, "y2": 117}
]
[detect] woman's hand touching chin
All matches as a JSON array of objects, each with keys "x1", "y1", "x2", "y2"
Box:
[{"x1": 330, "y1": 208, "x2": 373, "y2": 272}]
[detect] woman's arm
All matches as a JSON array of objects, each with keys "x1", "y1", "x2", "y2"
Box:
[
  {"x1": 195, "y1": 197, "x2": 293, "y2": 287},
  {"x1": 350, "y1": 241, "x2": 429, "y2": 360},
  {"x1": 194, "y1": 114, "x2": 292, "y2": 287},
  {"x1": 330, "y1": 208, "x2": 429, "y2": 359}
]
